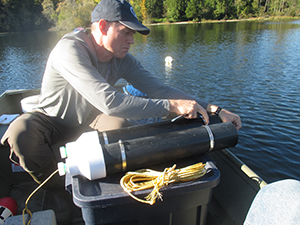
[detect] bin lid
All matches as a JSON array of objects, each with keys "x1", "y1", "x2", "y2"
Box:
[{"x1": 70, "y1": 154, "x2": 220, "y2": 208}]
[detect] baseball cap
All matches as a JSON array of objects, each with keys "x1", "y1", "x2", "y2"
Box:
[{"x1": 91, "y1": 0, "x2": 150, "y2": 35}]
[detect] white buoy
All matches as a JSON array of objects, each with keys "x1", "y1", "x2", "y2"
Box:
[{"x1": 165, "y1": 56, "x2": 173, "y2": 66}]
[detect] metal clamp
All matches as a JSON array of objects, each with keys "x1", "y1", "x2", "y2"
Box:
[
  {"x1": 204, "y1": 125, "x2": 215, "y2": 151},
  {"x1": 102, "y1": 131, "x2": 109, "y2": 145},
  {"x1": 118, "y1": 140, "x2": 127, "y2": 171}
]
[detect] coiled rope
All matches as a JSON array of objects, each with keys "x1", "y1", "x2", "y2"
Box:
[{"x1": 120, "y1": 162, "x2": 206, "y2": 205}]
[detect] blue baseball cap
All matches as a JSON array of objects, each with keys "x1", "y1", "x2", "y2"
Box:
[{"x1": 91, "y1": 0, "x2": 150, "y2": 35}]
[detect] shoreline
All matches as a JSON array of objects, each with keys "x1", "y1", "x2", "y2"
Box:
[
  {"x1": 2, "y1": 16, "x2": 299, "y2": 34},
  {"x1": 146, "y1": 16, "x2": 300, "y2": 26},
  {"x1": 76, "y1": 16, "x2": 300, "y2": 33}
]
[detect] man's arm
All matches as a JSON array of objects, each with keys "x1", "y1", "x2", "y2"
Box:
[
  {"x1": 121, "y1": 54, "x2": 242, "y2": 130},
  {"x1": 169, "y1": 100, "x2": 242, "y2": 130}
]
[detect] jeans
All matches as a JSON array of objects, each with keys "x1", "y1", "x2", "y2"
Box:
[{"x1": 244, "y1": 179, "x2": 300, "y2": 225}]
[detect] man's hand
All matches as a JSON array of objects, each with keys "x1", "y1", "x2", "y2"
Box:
[
  {"x1": 218, "y1": 108, "x2": 242, "y2": 130},
  {"x1": 169, "y1": 100, "x2": 242, "y2": 130},
  {"x1": 169, "y1": 99, "x2": 209, "y2": 124}
]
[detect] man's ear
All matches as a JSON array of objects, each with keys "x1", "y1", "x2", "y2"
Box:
[{"x1": 99, "y1": 19, "x2": 109, "y2": 35}]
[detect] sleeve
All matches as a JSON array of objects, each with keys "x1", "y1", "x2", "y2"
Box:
[{"x1": 51, "y1": 38, "x2": 170, "y2": 119}]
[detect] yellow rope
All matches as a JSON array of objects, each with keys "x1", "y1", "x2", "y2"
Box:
[
  {"x1": 22, "y1": 169, "x2": 59, "y2": 225},
  {"x1": 120, "y1": 162, "x2": 206, "y2": 205}
]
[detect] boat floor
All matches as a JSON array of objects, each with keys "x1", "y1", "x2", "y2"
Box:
[{"x1": 7, "y1": 180, "x2": 85, "y2": 225}]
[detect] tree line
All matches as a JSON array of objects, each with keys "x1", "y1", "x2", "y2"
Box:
[{"x1": 1, "y1": 0, "x2": 300, "y2": 32}]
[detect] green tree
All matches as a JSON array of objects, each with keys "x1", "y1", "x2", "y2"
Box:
[
  {"x1": 251, "y1": 0, "x2": 262, "y2": 16},
  {"x1": 0, "y1": 0, "x2": 47, "y2": 31},
  {"x1": 202, "y1": 0, "x2": 217, "y2": 19},
  {"x1": 286, "y1": 0, "x2": 300, "y2": 16},
  {"x1": 145, "y1": 0, "x2": 164, "y2": 19},
  {"x1": 55, "y1": 0, "x2": 96, "y2": 30},
  {"x1": 214, "y1": 0, "x2": 237, "y2": 19},
  {"x1": 42, "y1": 0, "x2": 56, "y2": 26},
  {"x1": 129, "y1": 0, "x2": 143, "y2": 21},
  {"x1": 186, "y1": 0, "x2": 202, "y2": 21},
  {"x1": 236, "y1": 0, "x2": 254, "y2": 18},
  {"x1": 165, "y1": 0, "x2": 187, "y2": 21},
  {"x1": 140, "y1": 0, "x2": 147, "y2": 22},
  {"x1": 1, "y1": 0, "x2": 300, "y2": 32}
]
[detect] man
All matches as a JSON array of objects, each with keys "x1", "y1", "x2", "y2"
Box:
[{"x1": 1, "y1": 0, "x2": 241, "y2": 223}]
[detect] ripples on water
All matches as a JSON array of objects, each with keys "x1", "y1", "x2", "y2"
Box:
[
  {"x1": 0, "y1": 21, "x2": 299, "y2": 183},
  {"x1": 131, "y1": 21, "x2": 300, "y2": 183},
  {"x1": 0, "y1": 31, "x2": 65, "y2": 91}
]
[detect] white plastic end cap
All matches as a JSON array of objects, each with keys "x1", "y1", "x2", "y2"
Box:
[
  {"x1": 59, "y1": 146, "x2": 68, "y2": 159},
  {"x1": 57, "y1": 162, "x2": 66, "y2": 176}
]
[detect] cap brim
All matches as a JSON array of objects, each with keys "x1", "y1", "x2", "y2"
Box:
[{"x1": 119, "y1": 21, "x2": 150, "y2": 35}]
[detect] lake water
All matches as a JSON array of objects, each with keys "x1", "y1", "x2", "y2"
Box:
[{"x1": 0, "y1": 20, "x2": 299, "y2": 183}]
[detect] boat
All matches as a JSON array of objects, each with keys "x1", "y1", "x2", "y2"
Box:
[{"x1": 0, "y1": 88, "x2": 267, "y2": 225}]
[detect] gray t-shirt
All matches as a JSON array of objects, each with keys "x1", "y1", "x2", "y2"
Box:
[{"x1": 38, "y1": 30, "x2": 207, "y2": 127}]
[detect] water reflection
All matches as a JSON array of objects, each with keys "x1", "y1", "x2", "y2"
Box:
[
  {"x1": 0, "y1": 31, "x2": 68, "y2": 91},
  {"x1": 164, "y1": 56, "x2": 173, "y2": 82}
]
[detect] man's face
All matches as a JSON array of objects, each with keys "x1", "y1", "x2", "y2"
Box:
[{"x1": 104, "y1": 22, "x2": 135, "y2": 58}]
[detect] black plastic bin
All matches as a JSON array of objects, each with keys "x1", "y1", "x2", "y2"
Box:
[{"x1": 68, "y1": 154, "x2": 220, "y2": 225}]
